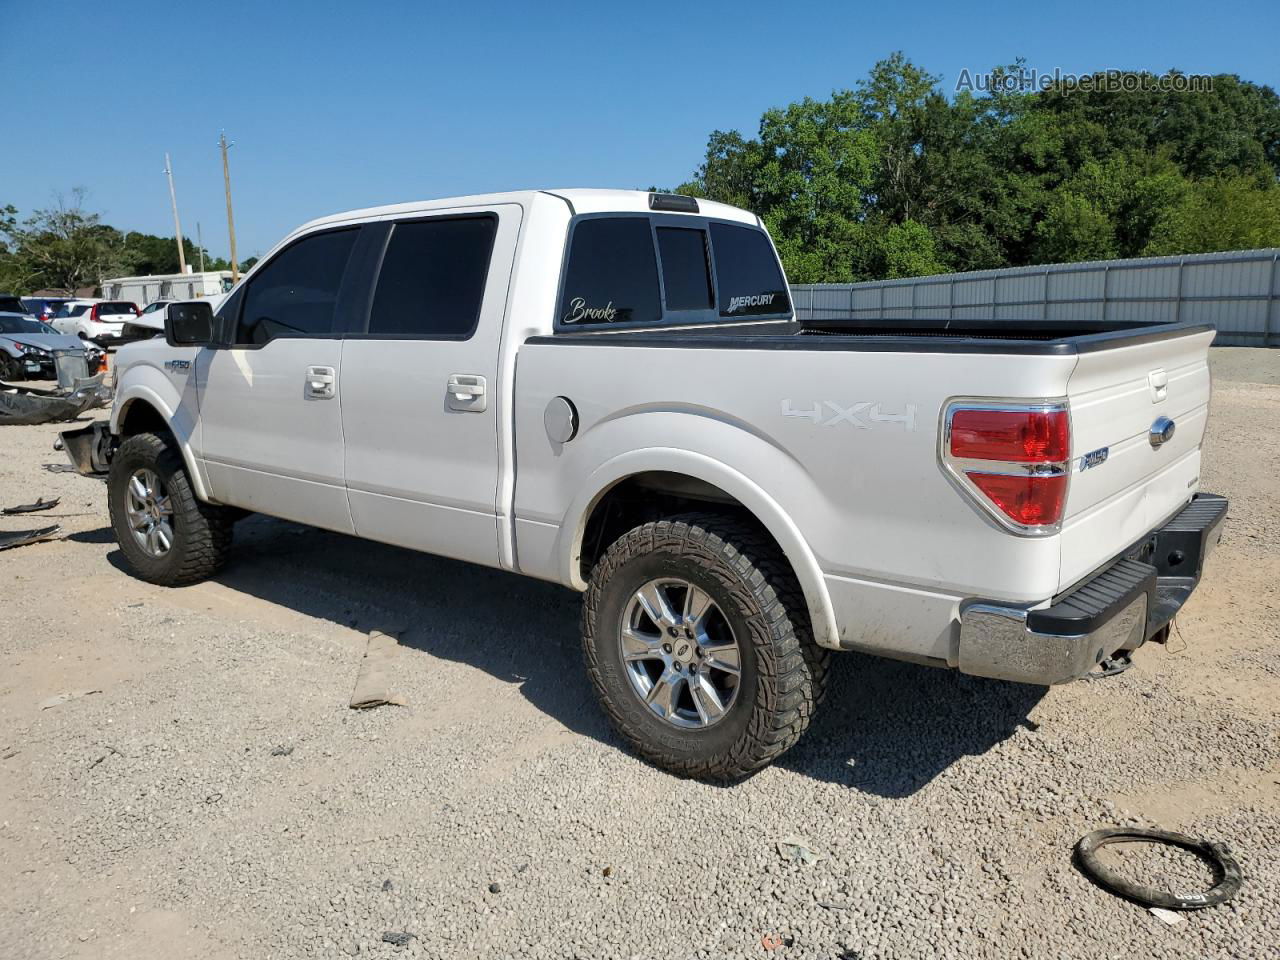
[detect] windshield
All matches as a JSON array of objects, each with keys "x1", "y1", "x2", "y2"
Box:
[
  {"x1": 0, "y1": 317, "x2": 51, "y2": 335},
  {"x1": 0, "y1": 296, "x2": 28, "y2": 314}
]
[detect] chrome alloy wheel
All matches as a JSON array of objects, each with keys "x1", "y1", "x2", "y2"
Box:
[
  {"x1": 619, "y1": 578, "x2": 742, "y2": 728},
  {"x1": 125, "y1": 468, "x2": 174, "y2": 558}
]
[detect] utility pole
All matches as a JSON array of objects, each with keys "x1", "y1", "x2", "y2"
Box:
[
  {"x1": 196, "y1": 222, "x2": 206, "y2": 272},
  {"x1": 164, "y1": 152, "x2": 188, "y2": 274},
  {"x1": 219, "y1": 132, "x2": 240, "y2": 283}
]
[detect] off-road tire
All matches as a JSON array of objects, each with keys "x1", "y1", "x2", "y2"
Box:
[
  {"x1": 108, "y1": 432, "x2": 233, "y2": 585},
  {"x1": 582, "y1": 512, "x2": 830, "y2": 780}
]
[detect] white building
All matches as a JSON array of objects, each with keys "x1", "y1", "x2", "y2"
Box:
[{"x1": 101, "y1": 271, "x2": 235, "y2": 306}]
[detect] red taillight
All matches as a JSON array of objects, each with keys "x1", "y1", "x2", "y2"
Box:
[
  {"x1": 950, "y1": 409, "x2": 1069, "y2": 462},
  {"x1": 966, "y1": 473, "x2": 1067, "y2": 527},
  {"x1": 943, "y1": 402, "x2": 1071, "y2": 531}
]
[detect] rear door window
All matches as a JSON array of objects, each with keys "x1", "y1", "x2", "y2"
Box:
[
  {"x1": 368, "y1": 216, "x2": 496, "y2": 338},
  {"x1": 656, "y1": 227, "x2": 713, "y2": 312},
  {"x1": 236, "y1": 228, "x2": 358, "y2": 345},
  {"x1": 708, "y1": 222, "x2": 790, "y2": 318},
  {"x1": 559, "y1": 217, "x2": 661, "y2": 327}
]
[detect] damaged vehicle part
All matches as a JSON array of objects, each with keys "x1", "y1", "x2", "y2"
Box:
[
  {"x1": 2, "y1": 497, "x2": 60, "y2": 515},
  {"x1": 0, "y1": 314, "x2": 102, "y2": 382},
  {"x1": 0, "y1": 525, "x2": 61, "y2": 551},
  {"x1": 0, "y1": 376, "x2": 110, "y2": 426},
  {"x1": 1075, "y1": 827, "x2": 1243, "y2": 910},
  {"x1": 59, "y1": 421, "x2": 117, "y2": 476}
]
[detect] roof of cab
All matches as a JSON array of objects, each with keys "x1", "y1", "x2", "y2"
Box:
[{"x1": 293, "y1": 188, "x2": 759, "y2": 237}]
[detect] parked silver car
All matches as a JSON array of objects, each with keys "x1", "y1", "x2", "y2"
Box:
[{"x1": 0, "y1": 311, "x2": 103, "y2": 381}]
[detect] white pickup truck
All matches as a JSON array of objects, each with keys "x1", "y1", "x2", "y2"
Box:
[{"x1": 61, "y1": 189, "x2": 1227, "y2": 779}]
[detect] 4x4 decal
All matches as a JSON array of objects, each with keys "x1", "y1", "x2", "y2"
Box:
[{"x1": 781, "y1": 399, "x2": 917, "y2": 431}]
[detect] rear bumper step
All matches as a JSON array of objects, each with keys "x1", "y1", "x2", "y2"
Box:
[{"x1": 958, "y1": 493, "x2": 1227, "y2": 685}]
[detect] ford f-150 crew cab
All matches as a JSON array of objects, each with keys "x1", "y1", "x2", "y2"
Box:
[{"x1": 61, "y1": 189, "x2": 1228, "y2": 779}]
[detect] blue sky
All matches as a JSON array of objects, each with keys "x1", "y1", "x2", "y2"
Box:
[{"x1": 6, "y1": 0, "x2": 1278, "y2": 259}]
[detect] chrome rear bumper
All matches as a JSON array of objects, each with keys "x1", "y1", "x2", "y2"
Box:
[{"x1": 958, "y1": 493, "x2": 1227, "y2": 685}]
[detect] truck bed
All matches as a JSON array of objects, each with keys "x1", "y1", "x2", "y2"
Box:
[{"x1": 530, "y1": 318, "x2": 1214, "y2": 354}]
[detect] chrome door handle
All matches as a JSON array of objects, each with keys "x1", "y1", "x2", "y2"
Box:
[
  {"x1": 306, "y1": 365, "x2": 336, "y2": 400},
  {"x1": 447, "y1": 374, "x2": 487, "y2": 412}
]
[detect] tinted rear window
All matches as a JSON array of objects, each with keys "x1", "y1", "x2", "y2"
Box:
[
  {"x1": 559, "y1": 217, "x2": 661, "y2": 326},
  {"x1": 656, "y1": 227, "x2": 713, "y2": 311},
  {"x1": 369, "y1": 216, "x2": 496, "y2": 338},
  {"x1": 708, "y1": 223, "x2": 789, "y2": 317},
  {"x1": 97, "y1": 302, "x2": 137, "y2": 316},
  {"x1": 0, "y1": 297, "x2": 26, "y2": 313}
]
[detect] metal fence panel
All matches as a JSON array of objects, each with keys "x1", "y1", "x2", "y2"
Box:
[{"x1": 791, "y1": 248, "x2": 1280, "y2": 346}]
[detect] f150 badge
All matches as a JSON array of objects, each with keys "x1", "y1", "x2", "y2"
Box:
[
  {"x1": 1078, "y1": 447, "x2": 1109, "y2": 470},
  {"x1": 164, "y1": 359, "x2": 191, "y2": 372},
  {"x1": 781, "y1": 399, "x2": 916, "y2": 431}
]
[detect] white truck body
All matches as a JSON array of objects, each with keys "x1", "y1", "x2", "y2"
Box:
[{"x1": 78, "y1": 188, "x2": 1226, "y2": 776}]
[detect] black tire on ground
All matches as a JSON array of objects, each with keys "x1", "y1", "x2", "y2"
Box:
[
  {"x1": 581, "y1": 512, "x2": 831, "y2": 780},
  {"x1": 0, "y1": 353, "x2": 22, "y2": 381},
  {"x1": 107, "y1": 432, "x2": 234, "y2": 586}
]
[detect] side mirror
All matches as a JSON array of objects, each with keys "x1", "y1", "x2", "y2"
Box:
[{"x1": 165, "y1": 301, "x2": 215, "y2": 347}]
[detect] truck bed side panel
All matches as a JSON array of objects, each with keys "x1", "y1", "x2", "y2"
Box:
[{"x1": 513, "y1": 340, "x2": 1077, "y2": 661}]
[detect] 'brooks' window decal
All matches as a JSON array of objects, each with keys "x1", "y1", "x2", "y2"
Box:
[
  {"x1": 564, "y1": 298, "x2": 619, "y2": 323},
  {"x1": 558, "y1": 218, "x2": 661, "y2": 327}
]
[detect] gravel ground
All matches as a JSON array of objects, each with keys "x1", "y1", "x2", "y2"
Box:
[{"x1": 1, "y1": 347, "x2": 1278, "y2": 959}]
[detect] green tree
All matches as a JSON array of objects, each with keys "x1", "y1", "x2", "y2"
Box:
[
  {"x1": 1145, "y1": 176, "x2": 1280, "y2": 255},
  {"x1": 1, "y1": 189, "x2": 123, "y2": 293}
]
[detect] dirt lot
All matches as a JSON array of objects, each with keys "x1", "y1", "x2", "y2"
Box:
[{"x1": 1, "y1": 348, "x2": 1277, "y2": 959}]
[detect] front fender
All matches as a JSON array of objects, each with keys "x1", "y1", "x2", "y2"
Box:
[
  {"x1": 557, "y1": 445, "x2": 840, "y2": 649},
  {"x1": 111, "y1": 358, "x2": 210, "y2": 501}
]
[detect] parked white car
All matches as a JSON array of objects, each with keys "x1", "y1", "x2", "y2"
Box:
[
  {"x1": 51, "y1": 300, "x2": 141, "y2": 344},
  {"x1": 61, "y1": 189, "x2": 1227, "y2": 779}
]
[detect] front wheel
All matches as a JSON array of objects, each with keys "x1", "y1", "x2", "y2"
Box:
[
  {"x1": 582, "y1": 513, "x2": 829, "y2": 780},
  {"x1": 107, "y1": 432, "x2": 234, "y2": 585},
  {"x1": 0, "y1": 353, "x2": 22, "y2": 382}
]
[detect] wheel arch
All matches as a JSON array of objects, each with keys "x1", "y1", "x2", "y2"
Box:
[
  {"x1": 111, "y1": 382, "x2": 211, "y2": 502},
  {"x1": 563, "y1": 450, "x2": 839, "y2": 648}
]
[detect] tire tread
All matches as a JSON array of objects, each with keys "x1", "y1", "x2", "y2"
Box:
[{"x1": 582, "y1": 512, "x2": 830, "y2": 779}]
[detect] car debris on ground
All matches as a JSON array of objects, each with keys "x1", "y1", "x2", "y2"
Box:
[
  {"x1": 0, "y1": 525, "x2": 61, "y2": 551},
  {"x1": 38, "y1": 688, "x2": 102, "y2": 710},
  {"x1": 3, "y1": 496, "x2": 59, "y2": 515},
  {"x1": 0, "y1": 375, "x2": 110, "y2": 426},
  {"x1": 1074, "y1": 826, "x2": 1244, "y2": 910},
  {"x1": 776, "y1": 835, "x2": 824, "y2": 865},
  {"x1": 348, "y1": 630, "x2": 407, "y2": 709}
]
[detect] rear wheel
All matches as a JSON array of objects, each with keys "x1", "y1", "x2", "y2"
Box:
[
  {"x1": 107, "y1": 432, "x2": 234, "y2": 585},
  {"x1": 582, "y1": 513, "x2": 829, "y2": 780}
]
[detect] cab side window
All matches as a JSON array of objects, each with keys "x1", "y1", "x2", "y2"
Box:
[
  {"x1": 368, "y1": 216, "x2": 496, "y2": 338},
  {"x1": 235, "y1": 228, "x2": 358, "y2": 345}
]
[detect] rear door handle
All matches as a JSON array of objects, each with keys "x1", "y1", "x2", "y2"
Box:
[
  {"x1": 447, "y1": 374, "x2": 487, "y2": 412},
  {"x1": 306, "y1": 365, "x2": 336, "y2": 400}
]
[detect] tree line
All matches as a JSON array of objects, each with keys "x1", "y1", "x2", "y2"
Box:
[
  {"x1": 0, "y1": 188, "x2": 255, "y2": 295},
  {"x1": 670, "y1": 54, "x2": 1280, "y2": 282}
]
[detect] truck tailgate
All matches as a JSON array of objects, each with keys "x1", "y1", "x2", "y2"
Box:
[{"x1": 1059, "y1": 328, "x2": 1217, "y2": 591}]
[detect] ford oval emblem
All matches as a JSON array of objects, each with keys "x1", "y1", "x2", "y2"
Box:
[{"x1": 1149, "y1": 416, "x2": 1176, "y2": 448}]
